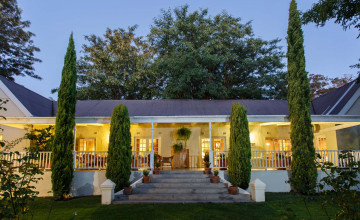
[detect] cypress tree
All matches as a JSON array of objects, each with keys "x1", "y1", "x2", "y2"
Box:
[
  {"x1": 106, "y1": 104, "x2": 131, "y2": 192},
  {"x1": 51, "y1": 33, "x2": 77, "y2": 199},
  {"x1": 228, "y1": 103, "x2": 251, "y2": 189},
  {"x1": 286, "y1": 0, "x2": 317, "y2": 194}
]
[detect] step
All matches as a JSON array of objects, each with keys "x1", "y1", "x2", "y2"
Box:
[
  {"x1": 150, "y1": 178, "x2": 210, "y2": 183},
  {"x1": 112, "y1": 199, "x2": 251, "y2": 204},
  {"x1": 132, "y1": 187, "x2": 228, "y2": 194},
  {"x1": 128, "y1": 193, "x2": 250, "y2": 201},
  {"x1": 136, "y1": 182, "x2": 228, "y2": 188},
  {"x1": 151, "y1": 174, "x2": 210, "y2": 179},
  {"x1": 160, "y1": 171, "x2": 204, "y2": 175}
]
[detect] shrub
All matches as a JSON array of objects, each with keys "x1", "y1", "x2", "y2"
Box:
[
  {"x1": 213, "y1": 170, "x2": 219, "y2": 176},
  {"x1": 228, "y1": 103, "x2": 251, "y2": 189},
  {"x1": 172, "y1": 143, "x2": 183, "y2": 153},
  {"x1": 143, "y1": 170, "x2": 150, "y2": 177},
  {"x1": 176, "y1": 127, "x2": 191, "y2": 148},
  {"x1": 106, "y1": 104, "x2": 131, "y2": 192}
]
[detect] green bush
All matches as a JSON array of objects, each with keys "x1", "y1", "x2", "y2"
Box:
[
  {"x1": 176, "y1": 127, "x2": 191, "y2": 148},
  {"x1": 228, "y1": 103, "x2": 251, "y2": 189},
  {"x1": 106, "y1": 104, "x2": 131, "y2": 192},
  {"x1": 172, "y1": 143, "x2": 183, "y2": 153},
  {"x1": 143, "y1": 170, "x2": 150, "y2": 177}
]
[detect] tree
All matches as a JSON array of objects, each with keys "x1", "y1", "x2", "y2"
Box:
[
  {"x1": 228, "y1": 103, "x2": 251, "y2": 189},
  {"x1": 309, "y1": 73, "x2": 355, "y2": 99},
  {"x1": 77, "y1": 27, "x2": 160, "y2": 100},
  {"x1": 287, "y1": 0, "x2": 317, "y2": 194},
  {"x1": 51, "y1": 33, "x2": 77, "y2": 200},
  {"x1": 0, "y1": 0, "x2": 41, "y2": 81},
  {"x1": 303, "y1": 0, "x2": 360, "y2": 82},
  {"x1": 148, "y1": 6, "x2": 286, "y2": 100},
  {"x1": 106, "y1": 104, "x2": 131, "y2": 192}
]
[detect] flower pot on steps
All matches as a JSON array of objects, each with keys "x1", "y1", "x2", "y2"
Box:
[
  {"x1": 143, "y1": 176, "x2": 151, "y2": 183},
  {"x1": 210, "y1": 175, "x2": 219, "y2": 183},
  {"x1": 123, "y1": 186, "x2": 133, "y2": 195},
  {"x1": 229, "y1": 186, "x2": 238, "y2": 195}
]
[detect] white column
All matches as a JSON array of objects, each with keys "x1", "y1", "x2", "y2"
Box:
[
  {"x1": 209, "y1": 122, "x2": 213, "y2": 169},
  {"x1": 150, "y1": 122, "x2": 154, "y2": 170}
]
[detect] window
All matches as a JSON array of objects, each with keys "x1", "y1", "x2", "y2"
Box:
[
  {"x1": 265, "y1": 138, "x2": 291, "y2": 151},
  {"x1": 201, "y1": 138, "x2": 225, "y2": 158},
  {"x1": 78, "y1": 138, "x2": 96, "y2": 151},
  {"x1": 317, "y1": 137, "x2": 327, "y2": 151},
  {"x1": 135, "y1": 138, "x2": 158, "y2": 154}
]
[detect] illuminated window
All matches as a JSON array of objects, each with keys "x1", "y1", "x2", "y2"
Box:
[
  {"x1": 317, "y1": 137, "x2": 327, "y2": 151},
  {"x1": 78, "y1": 138, "x2": 96, "y2": 151},
  {"x1": 265, "y1": 138, "x2": 291, "y2": 151},
  {"x1": 135, "y1": 138, "x2": 158, "y2": 154},
  {"x1": 201, "y1": 138, "x2": 225, "y2": 158}
]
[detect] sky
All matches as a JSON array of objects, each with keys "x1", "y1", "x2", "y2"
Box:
[{"x1": 15, "y1": 0, "x2": 359, "y2": 100}]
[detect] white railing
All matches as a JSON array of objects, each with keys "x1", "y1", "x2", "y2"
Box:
[
  {"x1": 213, "y1": 151, "x2": 228, "y2": 169},
  {"x1": 0, "y1": 151, "x2": 52, "y2": 170},
  {"x1": 73, "y1": 151, "x2": 108, "y2": 170},
  {"x1": 213, "y1": 150, "x2": 360, "y2": 169},
  {"x1": 132, "y1": 151, "x2": 151, "y2": 169}
]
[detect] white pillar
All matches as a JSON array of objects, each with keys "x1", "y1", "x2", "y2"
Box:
[
  {"x1": 100, "y1": 179, "x2": 116, "y2": 205},
  {"x1": 209, "y1": 122, "x2": 213, "y2": 168},
  {"x1": 250, "y1": 178, "x2": 266, "y2": 202},
  {"x1": 150, "y1": 122, "x2": 154, "y2": 170}
]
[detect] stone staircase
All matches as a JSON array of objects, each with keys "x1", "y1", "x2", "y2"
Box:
[{"x1": 113, "y1": 170, "x2": 251, "y2": 204}]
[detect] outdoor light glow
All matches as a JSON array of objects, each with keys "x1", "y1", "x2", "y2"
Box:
[{"x1": 250, "y1": 133, "x2": 255, "y2": 143}]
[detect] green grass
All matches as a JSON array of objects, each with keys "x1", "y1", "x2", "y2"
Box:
[{"x1": 25, "y1": 193, "x2": 337, "y2": 220}]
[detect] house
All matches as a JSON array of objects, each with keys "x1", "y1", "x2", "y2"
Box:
[{"x1": 1, "y1": 75, "x2": 360, "y2": 172}]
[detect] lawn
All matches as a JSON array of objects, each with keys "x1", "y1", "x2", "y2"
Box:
[{"x1": 25, "y1": 193, "x2": 337, "y2": 220}]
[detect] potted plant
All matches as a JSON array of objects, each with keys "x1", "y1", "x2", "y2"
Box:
[
  {"x1": 204, "y1": 152, "x2": 211, "y2": 174},
  {"x1": 211, "y1": 170, "x2": 219, "y2": 183},
  {"x1": 176, "y1": 127, "x2": 192, "y2": 148},
  {"x1": 154, "y1": 162, "x2": 161, "y2": 174},
  {"x1": 172, "y1": 143, "x2": 183, "y2": 153},
  {"x1": 228, "y1": 185, "x2": 238, "y2": 195},
  {"x1": 123, "y1": 181, "x2": 132, "y2": 195},
  {"x1": 143, "y1": 170, "x2": 150, "y2": 183}
]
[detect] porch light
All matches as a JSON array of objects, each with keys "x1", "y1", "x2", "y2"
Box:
[{"x1": 250, "y1": 133, "x2": 255, "y2": 143}]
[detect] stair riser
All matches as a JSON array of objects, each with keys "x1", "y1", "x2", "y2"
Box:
[
  {"x1": 151, "y1": 179, "x2": 210, "y2": 183},
  {"x1": 160, "y1": 171, "x2": 204, "y2": 175},
  {"x1": 133, "y1": 188, "x2": 228, "y2": 194},
  {"x1": 151, "y1": 174, "x2": 210, "y2": 179},
  {"x1": 129, "y1": 194, "x2": 250, "y2": 201},
  {"x1": 136, "y1": 183, "x2": 228, "y2": 188}
]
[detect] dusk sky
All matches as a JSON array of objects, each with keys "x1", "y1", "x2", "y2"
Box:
[{"x1": 16, "y1": 0, "x2": 359, "y2": 100}]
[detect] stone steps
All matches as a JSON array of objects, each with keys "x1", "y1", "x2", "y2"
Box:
[{"x1": 113, "y1": 170, "x2": 252, "y2": 203}]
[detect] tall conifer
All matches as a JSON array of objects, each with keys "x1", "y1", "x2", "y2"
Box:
[
  {"x1": 106, "y1": 104, "x2": 131, "y2": 192},
  {"x1": 228, "y1": 103, "x2": 251, "y2": 189},
  {"x1": 51, "y1": 33, "x2": 77, "y2": 199},
  {"x1": 286, "y1": 0, "x2": 317, "y2": 194}
]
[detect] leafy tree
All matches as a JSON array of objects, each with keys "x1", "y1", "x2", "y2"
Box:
[
  {"x1": 77, "y1": 26, "x2": 160, "y2": 100},
  {"x1": 148, "y1": 6, "x2": 286, "y2": 100},
  {"x1": 309, "y1": 73, "x2": 355, "y2": 99},
  {"x1": 287, "y1": 0, "x2": 317, "y2": 194},
  {"x1": 106, "y1": 104, "x2": 131, "y2": 192},
  {"x1": 25, "y1": 126, "x2": 54, "y2": 152},
  {"x1": 228, "y1": 103, "x2": 251, "y2": 189},
  {"x1": 303, "y1": 0, "x2": 360, "y2": 82},
  {"x1": 0, "y1": 0, "x2": 41, "y2": 81},
  {"x1": 51, "y1": 33, "x2": 77, "y2": 200}
]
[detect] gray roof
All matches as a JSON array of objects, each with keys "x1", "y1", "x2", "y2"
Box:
[
  {"x1": 1, "y1": 75, "x2": 359, "y2": 117},
  {"x1": 0, "y1": 76, "x2": 54, "y2": 117}
]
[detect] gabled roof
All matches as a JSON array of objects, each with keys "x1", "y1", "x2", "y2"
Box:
[
  {"x1": 0, "y1": 76, "x2": 54, "y2": 117},
  {"x1": 312, "y1": 81, "x2": 360, "y2": 115}
]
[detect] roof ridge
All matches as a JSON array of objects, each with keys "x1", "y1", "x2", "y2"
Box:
[{"x1": 312, "y1": 80, "x2": 356, "y2": 102}]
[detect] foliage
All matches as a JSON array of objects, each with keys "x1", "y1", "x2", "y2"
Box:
[
  {"x1": 204, "y1": 152, "x2": 210, "y2": 163},
  {"x1": 172, "y1": 143, "x2": 183, "y2": 153},
  {"x1": 309, "y1": 73, "x2": 355, "y2": 99},
  {"x1": 316, "y1": 151, "x2": 360, "y2": 219},
  {"x1": 25, "y1": 126, "x2": 54, "y2": 152},
  {"x1": 303, "y1": 0, "x2": 360, "y2": 38},
  {"x1": 155, "y1": 162, "x2": 161, "y2": 168},
  {"x1": 106, "y1": 104, "x2": 132, "y2": 192},
  {"x1": 0, "y1": 0, "x2": 41, "y2": 80},
  {"x1": 204, "y1": 161, "x2": 211, "y2": 168},
  {"x1": 286, "y1": 0, "x2": 317, "y2": 194},
  {"x1": 0, "y1": 151, "x2": 44, "y2": 219},
  {"x1": 143, "y1": 170, "x2": 150, "y2": 177},
  {"x1": 77, "y1": 26, "x2": 160, "y2": 100},
  {"x1": 213, "y1": 170, "x2": 219, "y2": 176},
  {"x1": 176, "y1": 127, "x2": 192, "y2": 148},
  {"x1": 148, "y1": 5, "x2": 286, "y2": 100},
  {"x1": 51, "y1": 33, "x2": 77, "y2": 200},
  {"x1": 228, "y1": 103, "x2": 251, "y2": 189}
]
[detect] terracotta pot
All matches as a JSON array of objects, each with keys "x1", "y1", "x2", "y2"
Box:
[
  {"x1": 229, "y1": 186, "x2": 238, "y2": 195},
  {"x1": 143, "y1": 176, "x2": 151, "y2": 183},
  {"x1": 153, "y1": 167, "x2": 161, "y2": 174},
  {"x1": 123, "y1": 186, "x2": 133, "y2": 195},
  {"x1": 210, "y1": 175, "x2": 219, "y2": 183},
  {"x1": 204, "y1": 167, "x2": 211, "y2": 174}
]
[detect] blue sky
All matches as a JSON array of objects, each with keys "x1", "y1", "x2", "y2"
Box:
[{"x1": 16, "y1": 0, "x2": 359, "y2": 100}]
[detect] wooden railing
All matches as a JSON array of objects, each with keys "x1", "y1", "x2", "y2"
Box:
[
  {"x1": 73, "y1": 151, "x2": 108, "y2": 170},
  {"x1": 0, "y1": 151, "x2": 52, "y2": 170},
  {"x1": 132, "y1": 151, "x2": 151, "y2": 169},
  {"x1": 213, "y1": 151, "x2": 228, "y2": 168}
]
